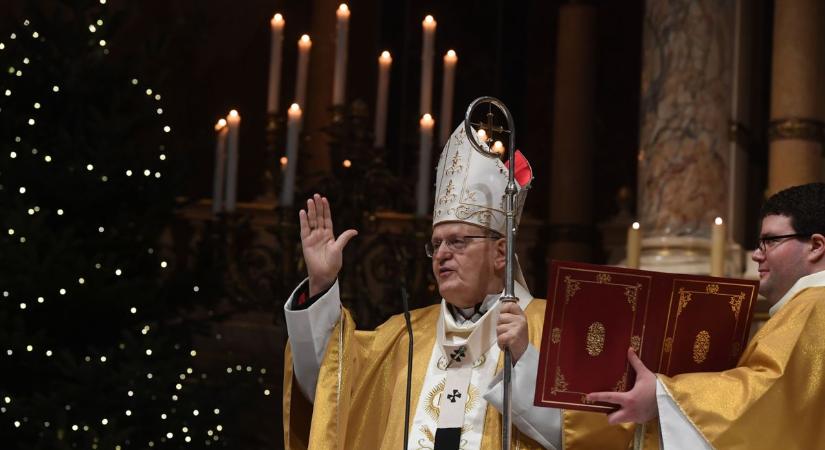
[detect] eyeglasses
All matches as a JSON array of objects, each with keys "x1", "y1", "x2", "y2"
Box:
[
  {"x1": 425, "y1": 235, "x2": 500, "y2": 258},
  {"x1": 757, "y1": 233, "x2": 810, "y2": 253}
]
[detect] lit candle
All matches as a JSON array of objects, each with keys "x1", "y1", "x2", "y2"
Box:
[
  {"x1": 267, "y1": 14, "x2": 285, "y2": 114},
  {"x1": 374, "y1": 50, "x2": 392, "y2": 148},
  {"x1": 439, "y1": 49, "x2": 457, "y2": 145},
  {"x1": 212, "y1": 119, "x2": 228, "y2": 215},
  {"x1": 224, "y1": 110, "x2": 241, "y2": 213},
  {"x1": 710, "y1": 217, "x2": 726, "y2": 276},
  {"x1": 295, "y1": 35, "x2": 312, "y2": 108},
  {"x1": 332, "y1": 4, "x2": 350, "y2": 106},
  {"x1": 627, "y1": 221, "x2": 641, "y2": 269},
  {"x1": 420, "y1": 15, "x2": 436, "y2": 117},
  {"x1": 416, "y1": 113, "x2": 435, "y2": 217},
  {"x1": 492, "y1": 140, "x2": 504, "y2": 155},
  {"x1": 279, "y1": 104, "x2": 303, "y2": 208}
]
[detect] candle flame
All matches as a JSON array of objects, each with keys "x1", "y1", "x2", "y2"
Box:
[
  {"x1": 338, "y1": 3, "x2": 349, "y2": 13},
  {"x1": 215, "y1": 118, "x2": 227, "y2": 131},
  {"x1": 476, "y1": 129, "x2": 487, "y2": 141},
  {"x1": 424, "y1": 15, "x2": 435, "y2": 24},
  {"x1": 280, "y1": 156, "x2": 288, "y2": 166},
  {"x1": 492, "y1": 140, "x2": 504, "y2": 154},
  {"x1": 272, "y1": 13, "x2": 284, "y2": 25},
  {"x1": 290, "y1": 103, "x2": 301, "y2": 112},
  {"x1": 380, "y1": 50, "x2": 392, "y2": 61},
  {"x1": 300, "y1": 34, "x2": 311, "y2": 43},
  {"x1": 714, "y1": 217, "x2": 724, "y2": 225},
  {"x1": 446, "y1": 49, "x2": 457, "y2": 58},
  {"x1": 420, "y1": 113, "x2": 434, "y2": 127},
  {"x1": 632, "y1": 222, "x2": 640, "y2": 230},
  {"x1": 228, "y1": 110, "x2": 239, "y2": 118},
  {"x1": 342, "y1": 159, "x2": 352, "y2": 168}
]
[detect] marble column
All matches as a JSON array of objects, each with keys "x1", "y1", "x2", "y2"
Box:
[
  {"x1": 767, "y1": 0, "x2": 825, "y2": 194},
  {"x1": 636, "y1": 0, "x2": 735, "y2": 274},
  {"x1": 547, "y1": 3, "x2": 597, "y2": 263}
]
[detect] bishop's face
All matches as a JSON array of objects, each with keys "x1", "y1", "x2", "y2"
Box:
[
  {"x1": 430, "y1": 222, "x2": 505, "y2": 308},
  {"x1": 752, "y1": 214, "x2": 810, "y2": 305}
]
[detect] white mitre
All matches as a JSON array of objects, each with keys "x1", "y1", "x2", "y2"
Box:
[{"x1": 432, "y1": 122, "x2": 533, "y2": 235}]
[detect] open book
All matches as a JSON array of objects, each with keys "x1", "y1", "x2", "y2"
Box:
[{"x1": 534, "y1": 260, "x2": 759, "y2": 412}]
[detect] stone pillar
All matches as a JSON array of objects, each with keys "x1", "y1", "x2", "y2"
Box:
[
  {"x1": 636, "y1": 0, "x2": 734, "y2": 274},
  {"x1": 547, "y1": 3, "x2": 597, "y2": 263},
  {"x1": 767, "y1": 0, "x2": 825, "y2": 194}
]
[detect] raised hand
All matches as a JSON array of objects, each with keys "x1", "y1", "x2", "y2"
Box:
[
  {"x1": 298, "y1": 194, "x2": 358, "y2": 296},
  {"x1": 586, "y1": 348, "x2": 659, "y2": 424}
]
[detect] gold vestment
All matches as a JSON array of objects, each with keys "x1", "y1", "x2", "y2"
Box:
[
  {"x1": 283, "y1": 298, "x2": 635, "y2": 449},
  {"x1": 657, "y1": 286, "x2": 825, "y2": 449}
]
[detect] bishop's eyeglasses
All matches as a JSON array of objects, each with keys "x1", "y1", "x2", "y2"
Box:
[
  {"x1": 425, "y1": 235, "x2": 501, "y2": 258},
  {"x1": 757, "y1": 233, "x2": 810, "y2": 253}
]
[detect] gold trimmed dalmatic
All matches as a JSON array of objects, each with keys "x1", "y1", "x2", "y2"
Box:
[
  {"x1": 283, "y1": 299, "x2": 636, "y2": 449},
  {"x1": 656, "y1": 286, "x2": 825, "y2": 449}
]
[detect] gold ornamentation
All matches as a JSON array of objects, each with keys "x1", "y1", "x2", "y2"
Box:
[
  {"x1": 729, "y1": 292, "x2": 745, "y2": 319},
  {"x1": 663, "y1": 337, "x2": 673, "y2": 353},
  {"x1": 551, "y1": 366, "x2": 569, "y2": 394},
  {"x1": 437, "y1": 354, "x2": 486, "y2": 370},
  {"x1": 630, "y1": 335, "x2": 641, "y2": 353},
  {"x1": 423, "y1": 379, "x2": 481, "y2": 422},
  {"x1": 447, "y1": 152, "x2": 464, "y2": 175},
  {"x1": 706, "y1": 284, "x2": 720, "y2": 294},
  {"x1": 693, "y1": 330, "x2": 711, "y2": 364},
  {"x1": 585, "y1": 322, "x2": 606, "y2": 357},
  {"x1": 461, "y1": 189, "x2": 477, "y2": 203},
  {"x1": 454, "y1": 206, "x2": 492, "y2": 227},
  {"x1": 614, "y1": 372, "x2": 628, "y2": 392},
  {"x1": 438, "y1": 180, "x2": 457, "y2": 205},
  {"x1": 564, "y1": 276, "x2": 581, "y2": 304},
  {"x1": 551, "y1": 327, "x2": 561, "y2": 344},
  {"x1": 677, "y1": 288, "x2": 692, "y2": 317},
  {"x1": 624, "y1": 284, "x2": 641, "y2": 312},
  {"x1": 596, "y1": 273, "x2": 612, "y2": 284},
  {"x1": 581, "y1": 395, "x2": 594, "y2": 405}
]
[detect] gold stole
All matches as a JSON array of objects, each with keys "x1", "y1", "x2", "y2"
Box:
[{"x1": 657, "y1": 286, "x2": 825, "y2": 449}]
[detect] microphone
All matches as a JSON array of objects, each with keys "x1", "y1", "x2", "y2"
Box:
[{"x1": 401, "y1": 282, "x2": 413, "y2": 450}]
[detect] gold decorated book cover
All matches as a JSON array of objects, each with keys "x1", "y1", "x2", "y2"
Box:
[{"x1": 534, "y1": 261, "x2": 759, "y2": 412}]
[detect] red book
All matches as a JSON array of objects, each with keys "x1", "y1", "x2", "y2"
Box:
[{"x1": 534, "y1": 260, "x2": 759, "y2": 412}]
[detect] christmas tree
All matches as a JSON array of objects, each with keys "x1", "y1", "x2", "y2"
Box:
[{"x1": 0, "y1": 2, "x2": 270, "y2": 448}]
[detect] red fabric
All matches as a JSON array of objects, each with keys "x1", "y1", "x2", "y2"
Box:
[{"x1": 504, "y1": 149, "x2": 533, "y2": 187}]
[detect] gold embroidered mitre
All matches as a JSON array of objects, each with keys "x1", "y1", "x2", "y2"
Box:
[{"x1": 432, "y1": 122, "x2": 533, "y2": 235}]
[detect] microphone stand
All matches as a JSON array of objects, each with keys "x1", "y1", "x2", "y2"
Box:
[{"x1": 396, "y1": 248, "x2": 413, "y2": 450}]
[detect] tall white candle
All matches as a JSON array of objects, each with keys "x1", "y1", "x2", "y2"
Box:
[
  {"x1": 212, "y1": 119, "x2": 228, "y2": 215},
  {"x1": 710, "y1": 217, "x2": 726, "y2": 276},
  {"x1": 332, "y1": 4, "x2": 350, "y2": 106},
  {"x1": 267, "y1": 14, "x2": 285, "y2": 114},
  {"x1": 419, "y1": 15, "x2": 436, "y2": 117},
  {"x1": 374, "y1": 50, "x2": 392, "y2": 148},
  {"x1": 295, "y1": 34, "x2": 312, "y2": 108},
  {"x1": 416, "y1": 114, "x2": 435, "y2": 217},
  {"x1": 439, "y1": 49, "x2": 457, "y2": 145},
  {"x1": 279, "y1": 104, "x2": 303, "y2": 208},
  {"x1": 225, "y1": 110, "x2": 241, "y2": 212},
  {"x1": 626, "y1": 221, "x2": 641, "y2": 269}
]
